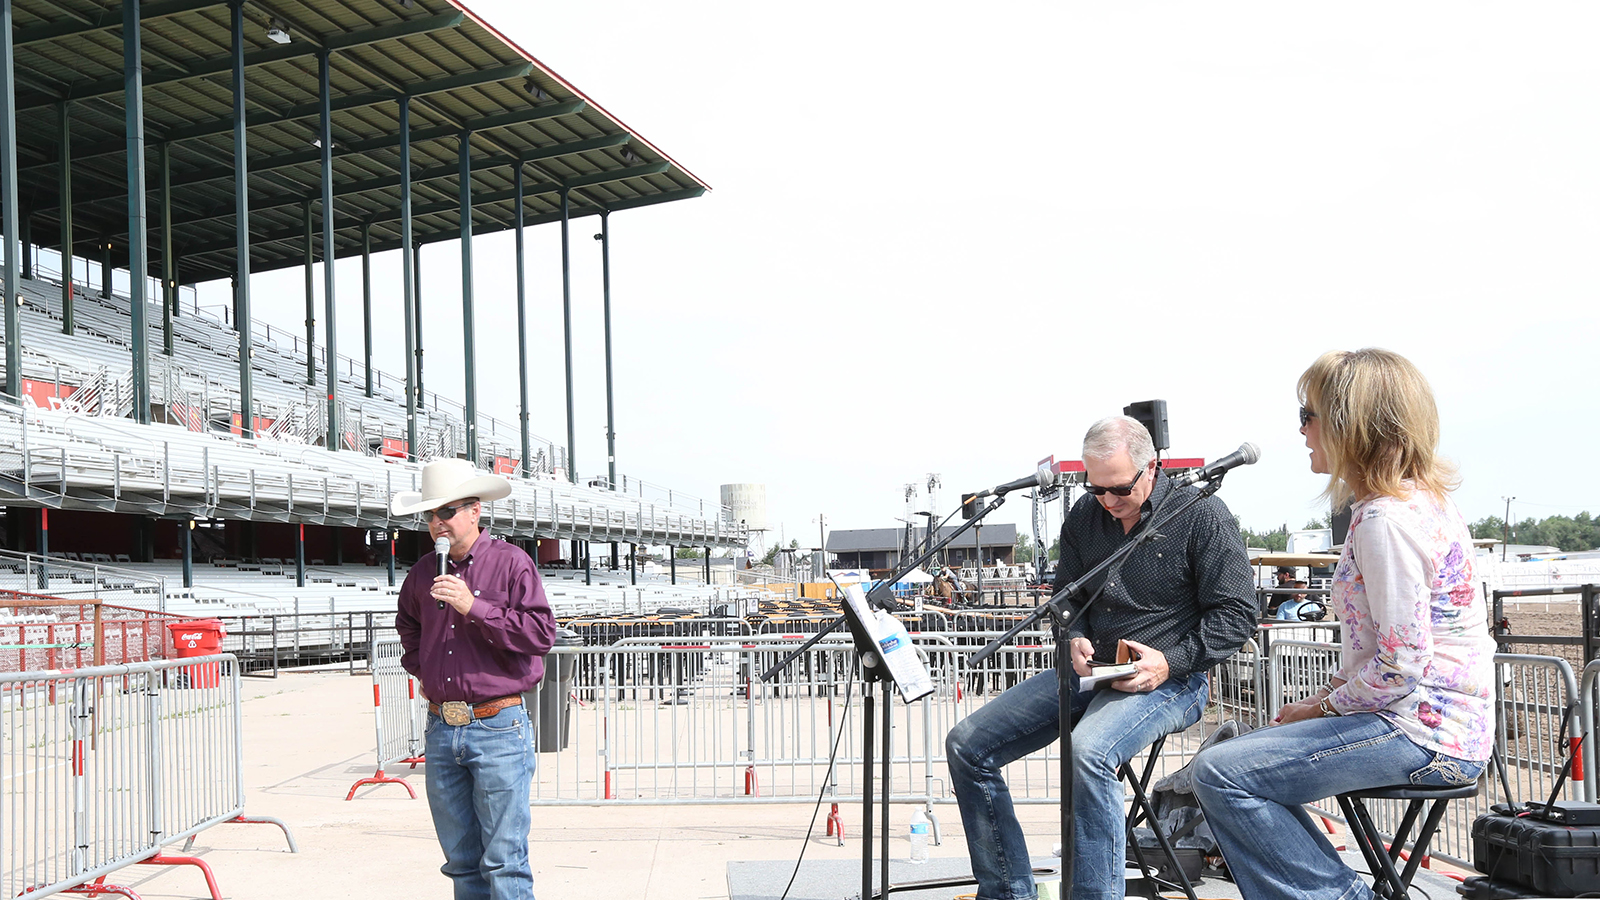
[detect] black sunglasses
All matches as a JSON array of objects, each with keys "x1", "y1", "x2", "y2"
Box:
[
  {"x1": 427, "y1": 499, "x2": 477, "y2": 522},
  {"x1": 1083, "y1": 468, "x2": 1144, "y2": 497},
  {"x1": 1299, "y1": 406, "x2": 1318, "y2": 428}
]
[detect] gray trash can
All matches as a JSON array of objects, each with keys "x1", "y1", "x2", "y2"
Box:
[{"x1": 529, "y1": 629, "x2": 583, "y2": 752}]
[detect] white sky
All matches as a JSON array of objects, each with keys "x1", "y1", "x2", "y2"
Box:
[{"x1": 197, "y1": 2, "x2": 1600, "y2": 552}]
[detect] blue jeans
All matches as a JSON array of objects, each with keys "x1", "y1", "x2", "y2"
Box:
[
  {"x1": 1192, "y1": 713, "x2": 1483, "y2": 900},
  {"x1": 946, "y1": 667, "x2": 1209, "y2": 900},
  {"x1": 424, "y1": 704, "x2": 537, "y2": 900}
]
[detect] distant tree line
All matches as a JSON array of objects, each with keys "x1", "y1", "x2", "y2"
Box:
[
  {"x1": 1470, "y1": 512, "x2": 1598, "y2": 552},
  {"x1": 1237, "y1": 518, "x2": 1329, "y2": 553}
]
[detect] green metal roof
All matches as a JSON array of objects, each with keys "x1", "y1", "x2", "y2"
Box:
[{"x1": 10, "y1": 0, "x2": 709, "y2": 285}]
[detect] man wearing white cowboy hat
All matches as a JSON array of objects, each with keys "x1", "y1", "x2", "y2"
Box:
[{"x1": 393, "y1": 458, "x2": 556, "y2": 900}]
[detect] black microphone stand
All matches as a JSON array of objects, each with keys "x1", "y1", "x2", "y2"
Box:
[
  {"x1": 759, "y1": 490, "x2": 1018, "y2": 900},
  {"x1": 969, "y1": 474, "x2": 1226, "y2": 897}
]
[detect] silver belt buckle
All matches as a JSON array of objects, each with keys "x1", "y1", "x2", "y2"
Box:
[{"x1": 441, "y1": 700, "x2": 472, "y2": 726}]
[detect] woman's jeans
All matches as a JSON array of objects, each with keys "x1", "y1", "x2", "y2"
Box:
[
  {"x1": 946, "y1": 667, "x2": 1209, "y2": 900},
  {"x1": 1192, "y1": 713, "x2": 1483, "y2": 900},
  {"x1": 424, "y1": 704, "x2": 537, "y2": 900}
]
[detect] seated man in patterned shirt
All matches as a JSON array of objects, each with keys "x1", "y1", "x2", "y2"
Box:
[{"x1": 946, "y1": 415, "x2": 1257, "y2": 900}]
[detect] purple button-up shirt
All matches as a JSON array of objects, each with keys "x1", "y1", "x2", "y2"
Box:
[{"x1": 395, "y1": 531, "x2": 557, "y2": 704}]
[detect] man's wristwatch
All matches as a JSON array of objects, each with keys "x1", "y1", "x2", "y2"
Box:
[{"x1": 1318, "y1": 697, "x2": 1340, "y2": 718}]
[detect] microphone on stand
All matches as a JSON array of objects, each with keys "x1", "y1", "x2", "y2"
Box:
[
  {"x1": 1170, "y1": 443, "x2": 1261, "y2": 488},
  {"x1": 435, "y1": 536, "x2": 451, "y2": 608},
  {"x1": 973, "y1": 462, "x2": 1061, "y2": 499}
]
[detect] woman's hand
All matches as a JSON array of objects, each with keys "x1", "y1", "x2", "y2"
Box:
[{"x1": 1275, "y1": 697, "x2": 1324, "y2": 725}]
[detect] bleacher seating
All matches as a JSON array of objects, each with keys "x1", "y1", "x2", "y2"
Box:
[
  {"x1": 0, "y1": 269, "x2": 741, "y2": 550},
  {"x1": 0, "y1": 552, "x2": 763, "y2": 620}
]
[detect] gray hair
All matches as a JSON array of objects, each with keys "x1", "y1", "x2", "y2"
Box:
[{"x1": 1082, "y1": 415, "x2": 1156, "y2": 470}]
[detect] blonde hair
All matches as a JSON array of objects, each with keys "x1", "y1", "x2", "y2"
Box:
[{"x1": 1297, "y1": 348, "x2": 1458, "y2": 509}]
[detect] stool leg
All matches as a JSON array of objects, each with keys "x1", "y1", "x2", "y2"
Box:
[
  {"x1": 1395, "y1": 799, "x2": 1451, "y2": 889},
  {"x1": 1122, "y1": 761, "x2": 1198, "y2": 900},
  {"x1": 1345, "y1": 798, "x2": 1415, "y2": 900},
  {"x1": 1338, "y1": 796, "x2": 1396, "y2": 898}
]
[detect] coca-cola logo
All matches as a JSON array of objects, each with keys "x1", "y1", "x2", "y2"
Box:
[{"x1": 178, "y1": 632, "x2": 205, "y2": 642}]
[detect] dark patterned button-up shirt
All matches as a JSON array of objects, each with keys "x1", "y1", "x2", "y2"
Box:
[{"x1": 1053, "y1": 471, "x2": 1256, "y2": 680}]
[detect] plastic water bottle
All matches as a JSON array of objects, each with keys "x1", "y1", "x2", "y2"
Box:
[{"x1": 909, "y1": 807, "x2": 930, "y2": 863}]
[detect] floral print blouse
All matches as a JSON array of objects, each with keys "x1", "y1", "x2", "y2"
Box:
[{"x1": 1326, "y1": 489, "x2": 1496, "y2": 761}]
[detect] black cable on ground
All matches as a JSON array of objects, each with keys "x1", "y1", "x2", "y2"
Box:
[{"x1": 778, "y1": 674, "x2": 857, "y2": 900}]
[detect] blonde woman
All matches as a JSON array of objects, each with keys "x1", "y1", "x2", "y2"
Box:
[{"x1": 1193, "y1": 349, "x2": 1495, "y2": 899}]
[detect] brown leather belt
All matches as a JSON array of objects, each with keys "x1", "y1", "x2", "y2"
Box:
[{"x1": 429, "y1": 695, "x2": 522, "y2": 726}]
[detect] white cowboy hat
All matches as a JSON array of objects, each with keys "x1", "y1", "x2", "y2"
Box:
[{"x1": 389, "y1": 458, "x2": 512, "y2": 516}]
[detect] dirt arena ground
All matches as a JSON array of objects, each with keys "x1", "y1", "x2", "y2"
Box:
[{"x1": 1494, "y1": 599, "x2": 1589, "y2": 672}]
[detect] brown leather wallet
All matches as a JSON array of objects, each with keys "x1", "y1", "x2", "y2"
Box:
[{"x1": 428, "y1": 695, "x2": 522, "y2": 726}]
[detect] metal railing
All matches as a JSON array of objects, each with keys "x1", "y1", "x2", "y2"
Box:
[
  {"x1": 0, "y1": 549, "x2": 167, "y2": 610},
  {"x1": 0, "y1": 654, "x2": 295, "y2": 899},
  {"x1": 346, "y1": 638, "x2": 425, "y2": 800}
]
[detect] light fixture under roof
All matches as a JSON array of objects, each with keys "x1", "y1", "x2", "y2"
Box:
[
  {"x1": 265, "y1": 17, "x2": 290, "y2": 44},
  {"x1": 524, "y1": 77, "x2": 550, "y2": 101},
  {"x1": 620, "y1": 148, "x2": 642, "y2": 165}
]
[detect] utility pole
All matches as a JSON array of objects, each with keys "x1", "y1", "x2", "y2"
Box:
[
  {"x1": 1502, "y1": 496, "x2": 1515, "y2": 562},
  {"x1": 816, "y1": 513, "x2": 827, "y2": 582}
]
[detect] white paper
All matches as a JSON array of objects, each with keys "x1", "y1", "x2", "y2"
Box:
[
  {"x1": 872, "y1": 609, "x2": 935, "y2": 703},
  {"x1": 1078, "y1": 663, "x2": 1137, "y2": 691},
  {"x1": 838, "y1": 582, "x2": 934, "y2": 703}
]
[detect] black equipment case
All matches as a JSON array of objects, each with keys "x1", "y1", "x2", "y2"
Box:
[{"x1": 1473, "y1": 811, "x2": 1600, "y2": 895}]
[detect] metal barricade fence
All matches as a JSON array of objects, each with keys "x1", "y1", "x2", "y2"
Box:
[
  {"x1": 346, "y1": 639, "x2": 425, "y2": 800},
  {"x1": 318, "y1": 625, "x2": 1588, "y2": 869},
  {"x1": 562, "y1": 616, "x2": 753, "y2": 646},
  {"x1": 1, "y1": 654, "x2": 294, "y2": 899},
  {"x1": 1, "y1": 663, "x2": 160, "y2": 898},
  {"x1": 520, "y1": 631, "x2": 1288, "y2": 808},
  {"x1": 147, "y1": 655, "x2": 250, "y2": 849}
]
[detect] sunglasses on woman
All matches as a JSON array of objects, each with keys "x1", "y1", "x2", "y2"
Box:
[
  {"x1": 1083, "y1": 468, "x2": 1144, "y2": 497},
  {"x1": 1299, "y1": 406, "x2": 1318, "y2": 427}
]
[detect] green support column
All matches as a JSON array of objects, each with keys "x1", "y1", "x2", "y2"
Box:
[
  {"x1": 0, "y1": 0, "x2": 18, "y2": 399},
  {"x1": 413, "y1": 240, "x2": 424, "y2": 399},
  {"x1": 303, "y1": 199, "x2": 314, "y2": 386},
  {"x1": 560, "y1": 187, "x2": 574, "y2": 482},
  {"x1": 230, "y1": 0, "x2": 252, "y2": 435},
  {"x1": 361, "y1": 220, "x2": 372, "y2": 398},
  {"x1": 57, "y1": 101, "x2": 72, "y2": 336},
  {"x1": 318, "y1": 49, "x2": 340, "y2": 450},
  {"x1": 513, "y1": 164, "x2": 531, "y2": 477},
  {"x1": 458, "y1": 130, "x2": 477, "y2": 465},
  {"x1": 158, "y1": 141, "x2": 172, "y2": 356},
  {"x1": 598, "y1": 210, "x2": 616, "y2": 488},
  {"x1": 100, "y1": 241, "x2": 109, "y2": 298},
  {"x1": 18, "y1": 209, "x2": 29, "y2": 279},
  {"x1": 124, "y1": 0, "x2": 151, "y2": 424},
  {"x1": 398, "y1": 97, "x2": 417, "y2": 457}
]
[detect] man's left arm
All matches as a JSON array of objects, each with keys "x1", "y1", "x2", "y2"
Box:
[
  {"x1": 464, "y1": 555, "x2": 558, "y2": 657},
  {"x1": 1160, "y1": 502, "x2": 1258, "y2": 680}
]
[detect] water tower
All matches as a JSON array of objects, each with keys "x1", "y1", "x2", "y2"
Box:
[{"x1": 720, "y1": 483, "x2": 768, "y2": 566}]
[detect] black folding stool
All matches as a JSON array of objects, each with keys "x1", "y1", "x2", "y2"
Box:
[{"x1": 1336, "y1": 781, "x2": 1479, "y2": 900}]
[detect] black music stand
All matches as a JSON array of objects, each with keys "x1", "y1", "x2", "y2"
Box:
[{"x1": 832, "y1": 578, "x2": 933, "y2": 900}]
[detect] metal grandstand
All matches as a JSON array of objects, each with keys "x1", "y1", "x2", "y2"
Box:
[{"x1": 0, "y1": 0, "x2": 746, "y2": 572}]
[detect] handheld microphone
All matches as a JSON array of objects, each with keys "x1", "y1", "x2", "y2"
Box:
[
  {"x1": 974, "y1": 462, "x2": 1060, "y2": 499},
  {"x1": 435, "y1": 537, "x2": 451, "y2": 608},
  {"x1": 1170, "y1": 443, "x2": 1261, "y2": 488}
]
